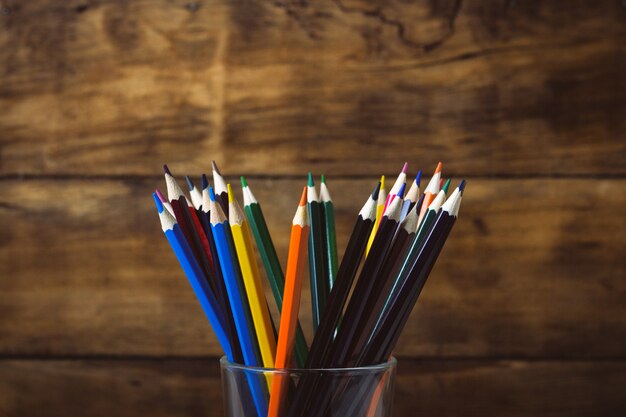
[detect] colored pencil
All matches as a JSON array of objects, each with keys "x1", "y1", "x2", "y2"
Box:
[
  {"x1": 417, "y1": 162, "x2": 442, "y2": 224},
  {"x1": 307, "y1": 173, "x2": 327, "y2": 332},
  {"x1": 365, "y1": 175, "x2": 386, "y2": 256},
  {"x1": 212, "y1": 160, "x2": 229, "y2": 218},
  {"x1": 200, "y1": 183, "x2": 245, "y2": 364},
  {"x1": 241, "y1": 177, "x2": 309, "y2": 368},
  {"x1": 320, "y1": 175, "x2": 338, "y2": 292},
  {"x1": 209, "y1": 187, "x2": 268, "y2": 417},
  {"x1": 153, "y1": 193, "x2": 232, "y2": 360},
  {"x1": 228, "y1": 184, "x2": 277, "y2": 371},
  {"x1": 268, "y1": 187, "x2": 310, "y2": 417}
]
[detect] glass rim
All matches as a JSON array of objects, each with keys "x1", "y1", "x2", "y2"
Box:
[{"x1": 220, "y1": 356, "x2": 397, "y2": 374}]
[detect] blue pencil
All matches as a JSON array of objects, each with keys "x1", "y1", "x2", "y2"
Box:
[
  {"x1": 209, "y1": 187, "x2": 268, "y2": 417},
  {"x1": 153, "y1": 193, "x2": 233, "y2": 361}
]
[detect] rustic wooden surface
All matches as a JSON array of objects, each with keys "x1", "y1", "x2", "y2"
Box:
[{"x1": 0, "y1": 0, "x2": 625, "y2": 416}]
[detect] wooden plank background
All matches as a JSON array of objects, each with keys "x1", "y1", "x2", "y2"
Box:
[{"x1": 0, "y1": 0, "x2": 625, "y2": 416}]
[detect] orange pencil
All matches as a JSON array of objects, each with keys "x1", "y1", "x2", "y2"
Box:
[
  {"x1": 417, "y1": 162, "x2": 442, "y2": 225},
  {"x1": 268, "y1": 187, "x2": 310, "y2": 417}
]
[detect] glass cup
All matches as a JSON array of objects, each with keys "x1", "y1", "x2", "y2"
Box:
[{"x1": 220, "y1": 356, "x2": 397, "y2": 417}]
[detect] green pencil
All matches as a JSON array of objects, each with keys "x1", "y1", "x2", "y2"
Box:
[
  {"x1": 241, "y1": 177, "x2": 308, "y2": 367},
  {"x1": 320, "y1": 175, "x2": 338, "y2": 291},
  {"x1": 307, "y1": 172, "x2": 328, "y2": 332}
]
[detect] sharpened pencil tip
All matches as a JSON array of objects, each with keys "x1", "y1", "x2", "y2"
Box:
[
  {"x1": 397, "y1": 182, "x2": 407, "y2": 199},
  {"x1": 185, "y1": 176, "x2": 194, "y2": 191},
  {"x1": 435, "y1": 161, "x2": 442, "y2": 174},
  {"x1": 442, "y1": 178, "x2": 451, "y2": 194},
  {"x1": 299, "y1": 186, "x2": 307, "y2": 206},
  {"x1": 209, "y1": 186, "x2": 216, "y2": 202},
  {"x1": 211, "y1": 160, "x2": 221, "y2": 175},
  {"x1": 415, "y1": 170, "x2": 422, "y2": 186},
  {"x1": 163, "y1": 164, "x2": 171, "y2": 175},
  {"x1": 459, "y1": 179, "x2": 467, "y2": 193},
  {"x1": 227, "y1": 183, "x2": 234, "y2": 203},
  {"x1": 372, "y1": 181, "x2": 381, "y2": 200},
  {"x1": 153, "y1": 192, "x2": 164, "y2": 213},
  {"x1": 401, "y1": 162, "x2": 408, "y2": 173},
  {"x1": 380, "y1": 175, "x2": 385, "y2": 190},
  {"x1": 240, "y1": 176, "x2": 248, "y2": 188},
  {"x1": 201, "y1": 174, "x2": 209, "y2": 190},
  {"x1": 321, "y1": 174, "x2": 326, "y2": 184},
  {"x1": 307, "y1": 172, "x2": 314, "y2": 187}
]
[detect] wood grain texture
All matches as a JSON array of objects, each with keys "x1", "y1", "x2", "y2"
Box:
[
  {"x1": 0, "y1": 0, "x2": 624, "y2": 176},
  {"x1": 1, "y1": 177, "x2": 624, "y2": 357},
  {"x1": 1, "y1": 359, "x2": 625, "y2": 417}
]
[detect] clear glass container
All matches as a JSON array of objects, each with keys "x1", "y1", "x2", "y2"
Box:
[{"x1": 220, "y1": 356, "x2": 397, "y2": 417}]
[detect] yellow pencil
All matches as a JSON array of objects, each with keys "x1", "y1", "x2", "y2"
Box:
[
  {"x1": 228, "y1": 184, "x2": 277, "y2": 376},
  {"x1": 365, "y1": 175, "x2": 386, "y2": 256}
]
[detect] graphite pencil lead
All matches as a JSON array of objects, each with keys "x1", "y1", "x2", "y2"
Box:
[{"x1": 163, "y1": 164, "x2": 172, "y2": 176}]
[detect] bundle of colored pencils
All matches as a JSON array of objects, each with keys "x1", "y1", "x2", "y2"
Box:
[{"x1": 153, "y1": 162, "x2": 465, "y2": 417}]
